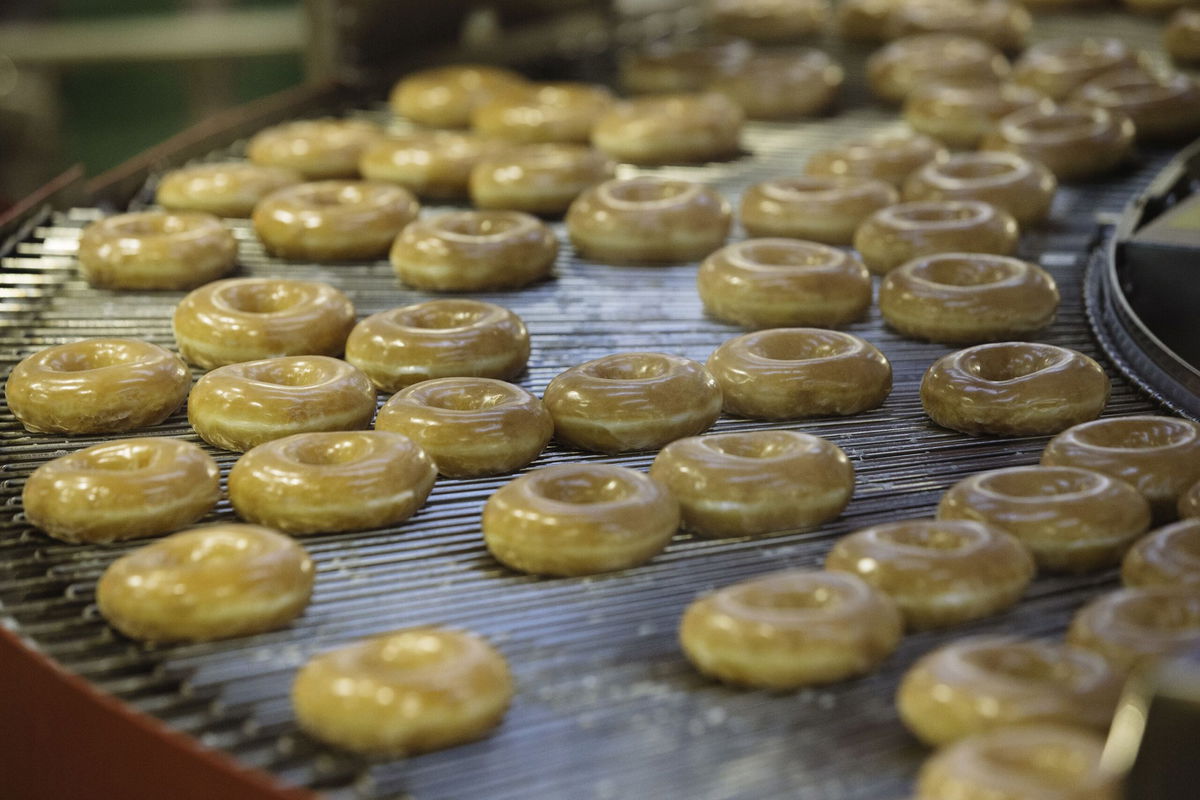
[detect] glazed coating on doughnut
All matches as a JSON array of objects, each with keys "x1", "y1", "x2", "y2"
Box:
[
  {"x1": 390, "y1": 64, "x2": 528, "y2": 128},
  {"x1": 649, "y1": 430, "x2": 854, "y2": 537},
  {"x1": 6, "y1": 338, "x2": 190, "y2": 435},
  {"x1": 22, "y1": 438, "x2": 219, "y2": 544},
  {"x1": 707, "y1": 50, "x2": 843, "y2": 120},
  {"x1": 1122, "y1": 519, "x2": 1200, "y2": 588},
  {"x1": 981, "y1": 104, "x2": 1135, "y2": 181},
  {"x1": 1181, "y1": 479, "x2": 1200, "y2": 519},
  {"x1": 853, "y1": 200, "x2": 1019, "y2": 275},
  {"x1": 1166, "y1": 10, "x2": 1200, "y2": 64},
  {"x1": 97, "y1": 524, "x2": 314, "y2": 642},
  {"x1": 77, "y1": 211, "x2": 237, "y2": 291},
  {"x1": 469, "y1": 144, "x2": 615, "y2": 215},
  {"x1": 707, "y1": 0, "x2": 830, "y2": 42},
  {"x1": 1067, "y1": 585, "x2": 1200, "y2": 674},
  {"x1": 680, "y1": 570, "x2": 903, "y2": 689},
  {"x1": 867, "y1": 34, "x2": 1010, "y2": 105},
  {"x1": 471, "y1": 82, "x2": 614, "y2": 144},
  {"x1": 1012, "y1": 37, "x2": 1139, "y2": 100},
  {"x1": 246, "y1": 118, "x2": 383, "y2": 179},
  {"x1": 619, "y1": 39, "x2": 752, "y2": 95},
  {"x1": 903, "y1": 81, "x2": 1045, "y2": 150},
  {"x1": 155, "y1": 162, "x2": 301, "y2": 218},
  {"x1": 358, "y1": 132, "x2": 506, "y2": 199},
  {"x1": 1072, "y1": 68, "x2": 1200, "y2": 142},
  {"x1": 590, "y1": 93, "x2": 744, "y2": 165},
  {"x1": 739, "y1": 176, "x2": 898, "y2": 245},
  {"x1": 921, "y1": 342, "x2": 1109, "y2": 436},
  {"x1": 482, "y1": 463, "x2": 680, "y2": 576},
  {"x1": 884, "y1": 0, "x2": 1031, "y2": 51},
  {"x1": 805, "y1": 129, "x2": 947, "y2": 187},
  {"x1": 376, "y1": 378, "x2": 553, "y2": 477},
  {"x1": 543, "y1": 352, "x2": 723, "y2": 453},
  {"x1": 292, "y1": 627, "x2": 513, "y2": 756},
  {"x1": 902, "y1": 152, "x2": 1057, "y2": 226}
]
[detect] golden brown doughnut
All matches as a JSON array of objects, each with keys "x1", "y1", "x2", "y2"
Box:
[
  {"x1": 471, "y1": 82, "x2": 614, "y2": 144},
  {"x1": 837, "y1": 0, "x2": 902, "y2": 41},
  {"x1": 1181, "y1": 479, "x2": 1200, "y2": 519},
  {"x1": 739, "y1": 176, "x2": 898, "y2": 245},
  {"x1": 76, "y1": 211, "x2": 236, "y2": 291},
  {"x1": 155, "y1": 162, "x2": 301, "y2": 218},
  {"x1": 805, "y1": 129, "x2": 947, "y2": 187},
  {"x1": 291, "y1": 627, "x2": 513, "y2": 756},
  {"x1": 376, "y1": 378, "x2": 553, "y2": 477},
  {"x1": 22, "y1": 438, "x2": 219, "y2": 544},
  {"x1": 96, "y1": 524, "x2": 314, "y2": 642},
  {"x1": 246, "y1": 118, "x2": 383, "y2": 180},
  {"x1": 1122, "y1": 519, "x2": 1200, "y2": 588},
  {"x1": 1072, "y1": 68, "x2": 1200, "y2": 142},
  {"x1": 1166, "y1": 10, "x2": 1200, "y2": 64},
  {"x1": 921, "y1": 342, "x2": 1109, "y2": 436},
  {"x1": 904, "y1": 81, "x2": 1045, "y2": 150},
  {"x1": 853, "y1": 200, "x2": 1019, "y2": 275},
  {"x1": 187, "y1": 356, "x2": 376, "y2": 452},
  {"x1": 542, "y1": 352, "x2": 723, "y2": 453},
  {"x1": 390, "y1": 64, "x2": 528, "y2": 128},
  {"x1": 469, "y1": 144, "x2": 615, "y2": 215},
  {"x1": 618, "y1": 39, "x2": 752, "y2": 95},
  {"x1": 590, "y1": 93, "x2": 743, "y2": 165},
  {"x1": 867, "y1": 34, "x2": 1010, "y2": 105},
  {"x1": 707, "y1": 0, "x2": 830, "y2": 42},
  {"x1": 708, "y1": 328, "x2": 891, "y2": 419},
  {"x1": 885, "y1": 0, "x2": 1031, "y2": 51},
  {"x1": 1012, "y1": 38, "x2": 1139, "y2": 100},
  {"x1": 982, "y1": 104, "x2": 1135, "y2": 182},
  {"x1": 358, "y1": 131, "x2": 506, "y2": 199},
  {"x1": 707, "y1": 50, "x2": 843, "y2": 120},
  {"x1": 481, "y1": 463, "x2": 680, "y2": 575},
  {"x1": 344, "y1": 300, "x2": 529, "y2": 393},
  {"x1": 902, "y1": 152, "x2": 1056, "y2": 226},
  {"x1": 1068, "y1": 586, "x2": 1200, "y2": 674},
  {"x1": 6, "y1": 338, "x2": 190, "y2": 435},
  {"x1": 679, "y1": 569, "x2": 903, "y2": 689}
]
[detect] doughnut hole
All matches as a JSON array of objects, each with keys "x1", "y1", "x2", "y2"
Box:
[
  {"x1": 965, "y1": 644, "x2": 1081, "y2": 685},
  {"x1": 979, "y1": 467, "x2": 1101, "y2": 499},
  {"x1": 533, "y1": 470, "x2": 637, "y2": 506},
  {"x1": 1016, "y1": 110, "x2": 1101, "y2": 139},
  {"x1": 981, "y1": 739, "x2": 1102, "y2": 788},
  {"x1": 879, "y1": 523, "x2": 977, "y2": 552},
  {"x1": 937, "y1": 158, "x2": 1020, "y2": 182},
  {"x1": 748, "y1": 329, "x2": 856, "y2": 362},
  {"x1": 581, "y1": 354, "x2": 671, "y2": 382},
  {"x1": 393, "y1": 303, "x2": 492, "y2": 330},
  {"x1": 960, "y1": 345, "x2": 1063, "y2": 382},
  {"x1": 83, "y1": 442, "x2": 163, "y2": 472},
  {"x1": 605, "y1": 179, "x2": 691, "y2": 204},
  {"x1": 734, "y1": 240, "x2": 840, "y2": 269},
  {"x1": 298, "y1": 183, "x2": 372, "y2": 207},
  {"x1": 239, "y1": 359, "x2": 336, "y2": 387},
  {"x1": 1072, "y1": 417, "x2": 1195, "y2": 451},
  {"x1": 218, "y1": 281, "x2": 308, "y2": 314},
  {"x1": 735, "y1": 584, "x2": 841, "y2": 612},
  {"x1": 283, "y1": 435, "x2": 375, "y2": 467},
  {"x1": 1116, "y1": 592, "x2": 1200, "y2": 634},
  {"x1": 911, "y1": 255, "x2": 1018, "y2": 287},
  {"x1": 702, "y1": 431, "x2": 799, "y2": 460},
  {"x1": 44, "y1": 341, "x2": 153, "y2": 372},
  {"x1": 767, "y1": 177, "x2": 842, "y2": 196},
  {"x1": 889, "y1": 203, "x2": 987, "y2": 227},
  {"x1": 435, "y1": 212, "x2": 526, "y2": 238},
  {"x1": 413, "y1": 382, "x2": 516, "y2": 411}
]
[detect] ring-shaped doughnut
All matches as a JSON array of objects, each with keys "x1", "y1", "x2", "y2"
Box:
[
  {"x1": 358, "y1": 131, "x2": 506, "y2": 199},
  {"x1": 228, "y1": 431, "x2": 436, "y2": 534},
  {"x1": 471, "y1": 82, "x2": 614, "y2": 144},
  {"x1": 867, "y1": 34, "x2": 1010, "y2": 105},
  {"x1": 853, "y1": 200, "x2": 1019, "y2": 275},
  {"x1": 885, "y1": 0, "x2": 1031, "y2": 51},
  {"x1": 921, "y1": 342, "x2": 1109, "y2": 436},
  {"x1": 1181, "y1": 479, "x2": 1200, "y2": 519},
  {"x1": 1166, "y1": 10, "x2": 1200, "y2": 64},
  {"x1": 903, "y1": 81, "x2": 1046, "y2": 150},
  {"x1": 1123, "y1": 519, "x2": 1200, "y2": 588},
  {"x1": 649, "y1": 430, "x2": 854, "y2": 537},
  {"x1": 77, "y1": 211, "x2": 236, "y2": 290},
  {"x1": 469, "y1": 144, "x2": 615, "y2": 215},
  {"x1": 739, "y1": 176, "x2": 898, "y2": 245},
  {"x1": 543, "y1": 352, "x2": 723, "y2": 453},
  {"x1": 1013, "y1": 37, "x2": 1139, "y2": 100},
  {"x1": 902, "y1": 152, "x2": 1057, "y2": 226},
  {"x1": 344, "y1": 300, "x2": 529, "y2": 393},
  {"x1": 187, "y1": 355, "x2": 376, "y2": 452},
  {"x1": 22, "y1": 438, "x2": 219, "y2": 544},
  {"x1": 806, "y1": 129, "x2": 947, "y2": 187},
  {"x1": 6, "y1": 338, "x2": 190, "y2": 434},
  {"x1": 390, "y1": 64, "x2": 528, "y2": 129},
  {"x1": 481, "y1": 463, "x2": 680, "y2": 576},
  {"x1": 618, "y1": 39, "x2": 752, "y2": 95},
  {"x1": 376, "y1": 378, "x2": 553, "y2": 477},
  {"x1": 1067, "y1": 586, "x2": 1200, "y2": 674},
  {"x1": 707, "y1": 0, "x2": 830, "y2": 42},
  {"x1": 155, "y1": 162, "x2": 301, "y2": 218},
  {"x1": 246, "y1": 118, "x2": 383, "y2": 180},
  {"x1": 590, "y1": 93, "x2": 743, "y2": 165},
  {"x1": 1072, "y1": 68, "x2": 1200, "y2": 142},
  {"x1": 707, "y1": 50, "x2": 844, "y2": 120},
  {"x1": 981, "y1": 103, "x2": 1135, "y2": 181}
]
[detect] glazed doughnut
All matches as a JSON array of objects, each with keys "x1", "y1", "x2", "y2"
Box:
[
  {"x1": 896, "y1": 636, "x2": 1121, "y2": 746},
  {"x1": 697, "y1": 239, "x2": 871, "y2": 328},
  {"x1": 825, "y1": 519, "x2": 1034, "y2": 629},
  {"x1": 76, "y1": 211, "x2": 236, "y2": 291},
  {"x1": 885, "y1": 0, "x2": 1031, "y2": 51},
  {"x1": 292, "y1": 628, "x2": 513, "y2": 756},
  {"x1": 921, "y1": 342, "x2": 1109, "y2": 436},
  {"x1": 96, "y1": 524, "x2": 314, "y2": 642},
  {"x1": 1122, "y1": 519, "x2": 1200, "y2": 588},
  {"x1": 542, "y1": 352, "x2": 722, "y2": 453},
  {"x1": 648, "y1": 430, "x2": 854, "y2": 537},
  {"x1": 902, "y1": 152, "x2": 1056, "y2": 226},
  {"x1": 358, "y1": 131, "x2": 505, "y2": 199},
  {"x1": 739, "y1": 176, "x2": 898, "y2": 245},
  {"x1": 590, "y1": 93, "x2": 743, "y2": 165},
  {"x1": 707, "y1": 50, "x2": 844, "y2": 120},
  {"x1": 228, "y1": 431, "x2": 436, "y2": 534},
  {"x1": 981, "y1": 104, "x2": 1135, "y2": 182},
  {"x1": 707, "y1": 0, "x2": 830, "y2": 42},
  {"x1": 252, "y1": 181, "x2": 419, "y2": 262},
  {"x1": 155, "y1": 162, "x2": 301, "y2": 218},
  {"x1": 172, "y1": 277, "x2": 356, "y2": 369},
  {"x1": 878, "y1": 253, "x2": 1059, "y2": 343},
  {"x1": 938, "y1": 465, "x2": 1151, "y2": 571},
  {"x1": 805, "y1": 129, "x2": 947, "y2": 188},
  {"x1": 22, "y1": 438, "x2": 219, "y2": 544},
  {"x1": 867, "y1": 34, "x2": 1010, "y2": 105},
  {"x1": 565, "y1": 177, "x2": 731, "y2": 264},
  {"x1": 469, "y1": 144, "x2": 615, "y2": 215},
  {"x1": 187, "y1": 356, "x2": 376, "y2": 452},
  {"x1": 246, "y1": 118, "x2": 382, "y2": 180},
  {"x1": 852, "y1": 200, "x2": 1019, "y2": 275},
  {"x1": 1182, "y1": 479, "x2": 1200, "y2": 519},
  {"x1": 390, "y1": 64, "x2": 528, "y2": 128},
  {"x1": 1067, "y1": 586, "x2": 1200, "y2": 674},
  {"x1": 481, "y1": 463, "x2": 680, "y2": 576},
  {"x1": 1072, "y1": 68, "x2": 1200, "y2": 142},
  {"x1": 1012, "y1": 38, "x2": 1139, "y2": 100},
  {"x1": 344, "y1": 300, "x2": 529, "y2": 393},
  {"x1": 837, "y1": 0, "x2": 902, "y2": 41},
  {"x1": 707, "y1": 328, "x2": 891, "y2": 419},
  {"x1": 1165, "y1": 10, "x2": 1200, "y2": 64},
  {"x1": 389, "y1": 210, "x2": 557, "y2": 291},
  {"x1": 679, "y1": 570, "x2": 903, "y2": 689},
  {"x1": 471, "y1": 82, "x2": 614, "y2": 144},
  {"x1": 6, "y1": 338, "x2": 190, "y2": 435},
  {"x1": 376, "y1": 378, "x2": 553, "y2": 477},
  {"x1": 1041, "y1": 415, "x2": 1200, "y2": 522},
  {"x1": 618, "y1": 38, "x2": 752, "y2": 95},
  {"x1": 904, "y1": 81, "x2": 1045, "y2": 150}
]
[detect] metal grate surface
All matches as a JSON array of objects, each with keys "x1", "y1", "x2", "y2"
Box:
[{"x1": 0, "y1": 13, "x2": 1191, "y2": 800}]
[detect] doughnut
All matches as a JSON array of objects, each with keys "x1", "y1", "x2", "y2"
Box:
[
  {"x1": 96, "y1": 524, "x2": 314, "y2": 642},
  {"x1": 155, "y1": 162, "x2": 301, "y2": 217},
  {"x1": 852, "y1": 200, "x2": 1019, "y2": 275},
  {"x1": 22, "y1": 438, "x2": 219, "y2": 544},
  {"x1": 542, "y1": 352, "x2": 722, "y2": 453},
  {"x1": 172, "y1": 277, "x2": 356, "y2": 369},
  {"x1": 291, "y1": 627, "x2": 513, "y2": 756},
  {"x1": 679, "y1": 570, "x2": 903, "y2": 689},
  {"x1": 1041, "y1": 416, "x2": 1200, "y2": 522},
  {"x1": 1067, "y1": 586, "x2": 1200, "y2": 674},
  {"x1": 245, "y1": 118, "x2": 382, "y2": 180},
  {"x1": 707, "y1": 0, "x2": 830, "y2": 42},
  {"x1": 885, "y1": 0, "x2": 1032, "y2": 51},
  {"x1": 981, "y1": 104, "x2": 1135, "y2": 182},
  {"x1": 228, "y1": 431, "x2": 436, "y2": 534},
  {"x1": 921, "y1": 342, "x2": 1109, "y2": 436},
  {"x1": 707, "y1": 50, "x2": 844, "y2": 120},
  {"x1": 938, "y1": 465, "x2": 1151, "y2": 571},
  {"x1": 590, "y1": 93, "x2": 743, "y2": 165},
  {"x1": 618, "y1": 38, "x2": 752, "y2": 95},
  {"x1": 565, "y1": 177, "x2": 731, "y2": 264},
  {"x1": 878, "y1": 253, "x2": 1059, "y2": 343},
  {"x1": 76, "y1": 211, "x2": 236, "y2": 290},
  {"x1": 469, "y1": 144, "x2": 615, "y2": 215},
  {"x1": 648, "y1": 430, "x2": 854, "y2": 537},
  {"x1": 6, "y1": 338, "x2": 190, "y2": 434},
  {"x1": 867, "y1": 34, "x2": 1010, "y2": 105},
  {"x1": 896, "y1": 636, "x2": 1121, "y2": 746},
  {"x1": 389, "y1": 64, "x2": 528, "y2": 128},
  {"x1": 1123, "y1": 519, "x2": 1200, "y2": 588},
  {"x1": 697, "y1": 239, "x2": 871, "y2": 329},
  {"x1": 376, "y1": 378, "x2": 553, "y2": 477},
  {"x1": 902, "y1": 152, "x2": 1056, "y2": 226},
  {"x1": 739, "y1": 176, "x2": 898, "y2": 245},
  {"x1": 1165, "y1": 10, "x2": 1200, "y2": 64},
  {"x1": 252, "y1": 181, "x2": 419, "y2": 262},
  {"x1": 1012, "y1": 38, "x2": 1139, "y2": 100},
  {"x1": 825, "y1": 520, "x2": 1034, "y2": 629},
  {"x1": 1123, "y1": 0, "x2": 1187, "y2": 15},
  {"x1": 358, "y1": 131, "x2": 505, "y2": 199},
  {"x1": 805, "y1": 129, "x2": 947, "y2": 188},
  {"x1": 471, "y1": 82, "x2": 614, "y2": 144},
  {"x1": 1072, "y1": 68, "x2": 1200, "y2": 142},
  {"x1": 708, "y1": 328, "x2": 891, "y2": 419},
  {"x1": 344, "y1": 300, "x2": 529, "y2": 393},
  {"x1": 1182, "y1": 479, "x2": 1200, "y2": 519},
  {"x1": 187, "y1": 355, "x2": 376, "y2": 452},
  {"x1": 481, "y1": 463, "x2": 680, "y2": 576},
  {"x1": 389, "y1": 210, "x2": 557, "y2": 291},
  {"x1": 903, "y1": 82, "x2": 1045, "y2": 149},
  {"x1": 837, "y1": 0, "x2": 902, "y2": 41}
]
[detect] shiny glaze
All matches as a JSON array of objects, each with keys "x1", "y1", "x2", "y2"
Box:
[
  {"x1": 739, "y1": 175, "x2": 898, "y2": 244},
  {"x1": 77, "y1": 210, "x2": 236, "y2": 290},
  {"x1": 590, "y1": 92, "x2": 744, "y2": 165},
  {"x1": 1072, "y1": 68, "x2": 1200, "y2": 141},
  {"x1": 708, "y1": 0, "x2": 829, "y2": 42},
  {"x1": 1068, "y1": 585, "x2": 1200, "y2": 674},
  {"x1": 481, "y1": 463, "x2": 680, "y2": 576},
  {"x1": 96, "y1": 524, "x2": 314, "y2": 642},
  {"x1": 245, "y1": 118, "x2": 383, "y2": 179},
  {"x1": 155, "y1": 162, "x2": 301, "y2": 217},
  {"x1": 981, "y1": 103, "x2": 1135, "y2": 181},
  {"x1": 708, "y1": 50, "x2": 844, "y2": 120},
  {"x1": 904, "y1": 81, "x2": 1045, "y2": 149},
  {"x1": 390, "y1": 64, "x2": 528, "y2": 128},
  {"x1": 471, "y1": 82, "x2": 614, "y2": 144},
  {"x1": 903, "y1": 152, "x2": 1057, "y2": 225},
  {"x1": 867, "y1": 34, "x2": 1010, "y2": 104},
  {"x1": 618, "y1": 39, "x2": 752, "y2": 95},
  {"x1": 358, "y1": 131, "x2": 506, "y2": 198},
  {"x1": 22, "y1": 437, "x2": 219, "y2": 543},
  {"x1": 1181, "y1": 478, "x2": 1200, "y2": 519},
  {"x1": 805, "y1": 129, "x2": 947, "y2": 187},
  {"x1": 1123, "y1": 519, "x2": 1200, "y2": 587},
  {"x1": 854, "y1": 199, "x2": 1018, "y2": 274},
  {"x1": 885, "y1": 0, "x2": 1031, "y2": 51},
  {"x1": 6, "y1": 338, "x2": 190, "y2": 434},
  {"x1": 469, "y1": 143, "x2": 615, "y2": 214},
  {"x1": 376, "y1": 378, "x2": 553, "y2": 477},
  {"x1": 837, "y1": 0, "x2": 903, "y2": 41},
  {"x1": 1012, "y1": 37, "x2": 1138, "y2": 100},
  {"x1": 1166, "y1": 10, "x2": 1200, "y2": 64}
]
